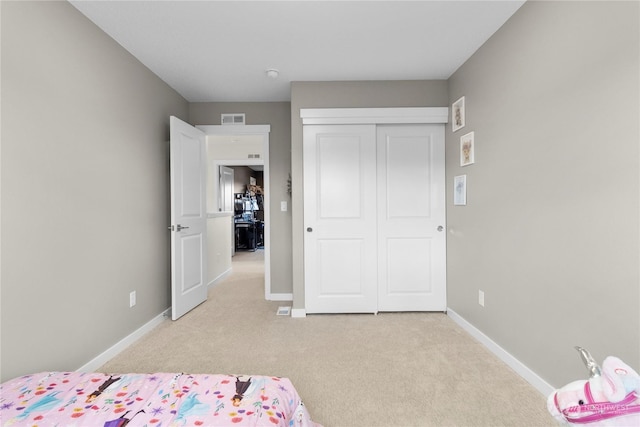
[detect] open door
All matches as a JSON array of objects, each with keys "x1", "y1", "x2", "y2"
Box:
[
  {"x1": 219, "y1": 165, "x2": 234, "y2": 213},
  {"x1": 219, "y1": 165, "x2": 235, "y2": 256},
  {"x1": 170, "y1": 116, "x2": 207, "y2": 320}
]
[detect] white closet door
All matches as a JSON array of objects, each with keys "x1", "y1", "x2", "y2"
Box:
[
  {"x1": 303, "y1": 125, "x2": 378, "y2": 313},
  {"x1": 376, "y1": 125, "x2": 446, "y2": 311}
]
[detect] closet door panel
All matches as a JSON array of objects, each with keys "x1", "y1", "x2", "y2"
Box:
[
  {"x1": 304, "y1": 125, "x2": 378, "y2": 313},
  {"x1": 385, "y1": 136, "x2": 431, "y2": 218},
  {"x1": 377, "y1": 125, "x2": 446, "y2": 312},
  {"x1": 386, "y1": 237, "x2": 433, "y2": 293},
  {"x1": 317, "y1": 135, "x2": 362, "y2": 219},
  {"x1": 316, "y1": 239, "x2": 365, "y2": 294}
]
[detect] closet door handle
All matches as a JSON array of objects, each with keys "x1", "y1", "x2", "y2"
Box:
[
  {"x1": 437, "y1": 225, "x2": 444, "y2": 232},
  {"x1": 307, "y1": 227, "x2": 313, "y2": 232}
]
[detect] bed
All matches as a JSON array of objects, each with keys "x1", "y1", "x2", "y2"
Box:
[{"x1": 0, "y1": 371, "x2": 321, "y2": 426}]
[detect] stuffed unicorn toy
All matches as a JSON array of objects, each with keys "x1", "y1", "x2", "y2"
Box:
[{"x1": 547, "y1": 347, "x2": 640, "y2": 426}]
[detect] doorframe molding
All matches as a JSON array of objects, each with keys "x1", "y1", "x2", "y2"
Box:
[
  {"x1": 197, "y1": 124, "x2": 273, "y2": 301},
  {"x1": 300, "y1": 107, "x2": 449, "y2": 125}
]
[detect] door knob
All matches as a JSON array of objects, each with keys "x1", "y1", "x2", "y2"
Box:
[
  {"x1": 437, "y1": 225, "x2": 444, "y2": 232},
  {"x1": 176, "y1": 224, "x2": 190, "y2": 231},
  {"x1": 307, "y1": 227, "x2": 313, "y2": 232}
]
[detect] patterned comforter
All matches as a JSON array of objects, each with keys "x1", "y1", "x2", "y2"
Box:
[{"x1": 0, "y1": 371, "x2": 321, "y2": 426}]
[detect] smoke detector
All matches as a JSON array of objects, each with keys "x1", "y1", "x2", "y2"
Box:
[{"x1": 265, "y1": 69, "x2": 279, "y2": 79}]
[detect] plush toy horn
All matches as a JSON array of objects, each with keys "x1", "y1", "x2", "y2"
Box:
[{"x1": 575, "y1": 346, "x2": 602, "y2": 378}]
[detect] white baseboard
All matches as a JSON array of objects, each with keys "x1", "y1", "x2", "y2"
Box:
[
  {"x1": 208, "y1": 268, "x2": 232, "y2": 288},
  {"x1": 76, "y1": 308, "x2": 170, "y2": 373},
  {"x1": 266, "y1": 292, "x2": 293, "y2": 301},
  {"x1": 447, "y1": 308, "x2": 554, "y2": 397},
  {"x1": 291, "y1": 308, "x2": 306, "y2": 318}
]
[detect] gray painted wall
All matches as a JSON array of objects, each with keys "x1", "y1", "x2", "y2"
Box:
[
  {"x1": 231, "y1": 166, "x2": 261, "y2": 193},
  {"x1": 0, "y1": 1, "x2": 188, "y2": 381},
  {"x1": 290, "y1": 81, "x2": 449, "y2": 310},
  {"x1": 190, "y1": 102, "x2": 292, "y2": 294},
  {"x1": 446, "y1": 0, "x2": 639, "y2": 387}
]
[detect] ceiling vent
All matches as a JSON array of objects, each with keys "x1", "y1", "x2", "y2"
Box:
[{"x1": 221, "y1": 113, "x2": 245, "y2": 125}]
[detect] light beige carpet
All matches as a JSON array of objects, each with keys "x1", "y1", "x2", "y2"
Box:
[{"x1": 99, "y1": 250, "x2": 556, "y2": 427}]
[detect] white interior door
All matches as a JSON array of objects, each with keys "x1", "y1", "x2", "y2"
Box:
[
  {"x1": 303, "y1": 125, "x2": 378, "y2": 313},
  {"x1": 219, "y1": 166, "x2": 234, "y2": 213},
  {"x1": 376, "y1": 125, "x2": 446, "y2": 311},
  {"x1": 219, "y1": 165, "x2": 235, "y2": 256},
  {"x1": 170, "y1": 116, "x2": 208, "y2": 320}
]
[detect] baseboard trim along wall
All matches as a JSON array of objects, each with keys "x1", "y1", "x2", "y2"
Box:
[
  {"x1": 267, "y1": 292, "x2": 293, "y2": 301},
  {"x1": 291, "y1": 308, "x2": 306, "y2": 318},
  {"x1": 208, "y1": 268, "x2": 232, "y2": 289},
  {"x1": 76, "y1": 308, "x2": 170, "y2": 373},
  {"x1": 447, "y1": 308, "x2": 555, "y2": 396}
]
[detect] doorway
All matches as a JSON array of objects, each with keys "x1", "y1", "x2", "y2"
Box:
[
  {"x1": 227, "y1": 164, "x2": 264, "y2": 253},
  {"x1": 198, "y1": 124, "x2": 272, "y2": 300}
]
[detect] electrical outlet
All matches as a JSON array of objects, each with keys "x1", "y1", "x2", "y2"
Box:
[
  {"x1": 478, "y1": 290, "x2": 485, "y2": 307},
  {"x1": 130, "y1": 291, "x2": 137, "y2": 308},
  {"x1": 280, "y1": 201, "x2": 287, "y2": 212}
]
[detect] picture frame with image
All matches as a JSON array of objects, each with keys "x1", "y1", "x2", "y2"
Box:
[
  {"x1": 460, "y1": 131, "x2": 475, "y2": 166},
  {"x1": 452, "y1": 96, "x2": 465, "y2": 132}
]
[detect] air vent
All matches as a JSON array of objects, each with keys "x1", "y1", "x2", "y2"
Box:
[
  {"x1": 276, "y1": 306, "x2": 291, "y2": 316},
  {"x1": 221, "y1": 113, "x2": 245, "y2": 125}
]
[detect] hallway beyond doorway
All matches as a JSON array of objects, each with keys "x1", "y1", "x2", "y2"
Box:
[{"x1": 232, "y1": 248, "x2": 265, "y2": 278}]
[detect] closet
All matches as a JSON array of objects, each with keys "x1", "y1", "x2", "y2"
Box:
[{"x1": 301, "y1": 108, "x2": 447, "y2": 314}]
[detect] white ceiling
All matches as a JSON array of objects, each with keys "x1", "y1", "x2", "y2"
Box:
[{"x1": 70, "y1": 0, "x2": 525, "y2": 103}]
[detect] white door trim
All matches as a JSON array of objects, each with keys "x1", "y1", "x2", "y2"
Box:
[
  {"x1": 300, "y1": 107, "x2": 449, "y2": 125},
  {"x1": 197, "y1": 125, "x2": 272, "y2": 301},
  {"x1": 199, "y1": 124, "x2": 271, "y2": 135}
]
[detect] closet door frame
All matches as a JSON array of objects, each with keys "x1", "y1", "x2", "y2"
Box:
[
  {"x1": 301, "y1": 107, "x2": 448, "y2": 126},
  {"x1": 300, "y1": 107, "x2": 449, "y2": 316}
]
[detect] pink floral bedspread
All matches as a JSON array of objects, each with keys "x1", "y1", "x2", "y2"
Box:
[{"x1": 0, "y1": 372, "x2": 321, "y2": 427}]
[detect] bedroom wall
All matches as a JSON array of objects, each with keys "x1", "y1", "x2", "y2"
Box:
[
  {"x1": 207, "y1": 216, "x2": 233, "y2": 286},
  {"x1": 446, "y1": 0, "x2": 639, "y2": 387},
  {"x1": 190, "y1": 102, "x2": 292, "y2": 295},
  {"x1": 289, "y1": 81, "x2": 449, "y2": 310},
  {"x1": 0, "y1": 1, "x2": 189, "y2": 381}
]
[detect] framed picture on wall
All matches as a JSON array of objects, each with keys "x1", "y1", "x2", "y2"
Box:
[
  {"x1": 454, "y1": 175, "x2": 467, "y2": 206},
  {"x1": 452, "y1": 96, "x2": 465, "y2": 132},
  {"x1": 460, "y1": 131, "x2": 475, "y2": 166}
]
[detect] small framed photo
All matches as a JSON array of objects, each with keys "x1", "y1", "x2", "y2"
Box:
[
  {"x1": 454, "y1": 175, "x2": 467, "y2": 206},
  {"x1": 460, "y1": 131, "x2": 475, "y2": 166},
  {"x1": 452, "y1": 96, "x2": 465, "y2": 132}
]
